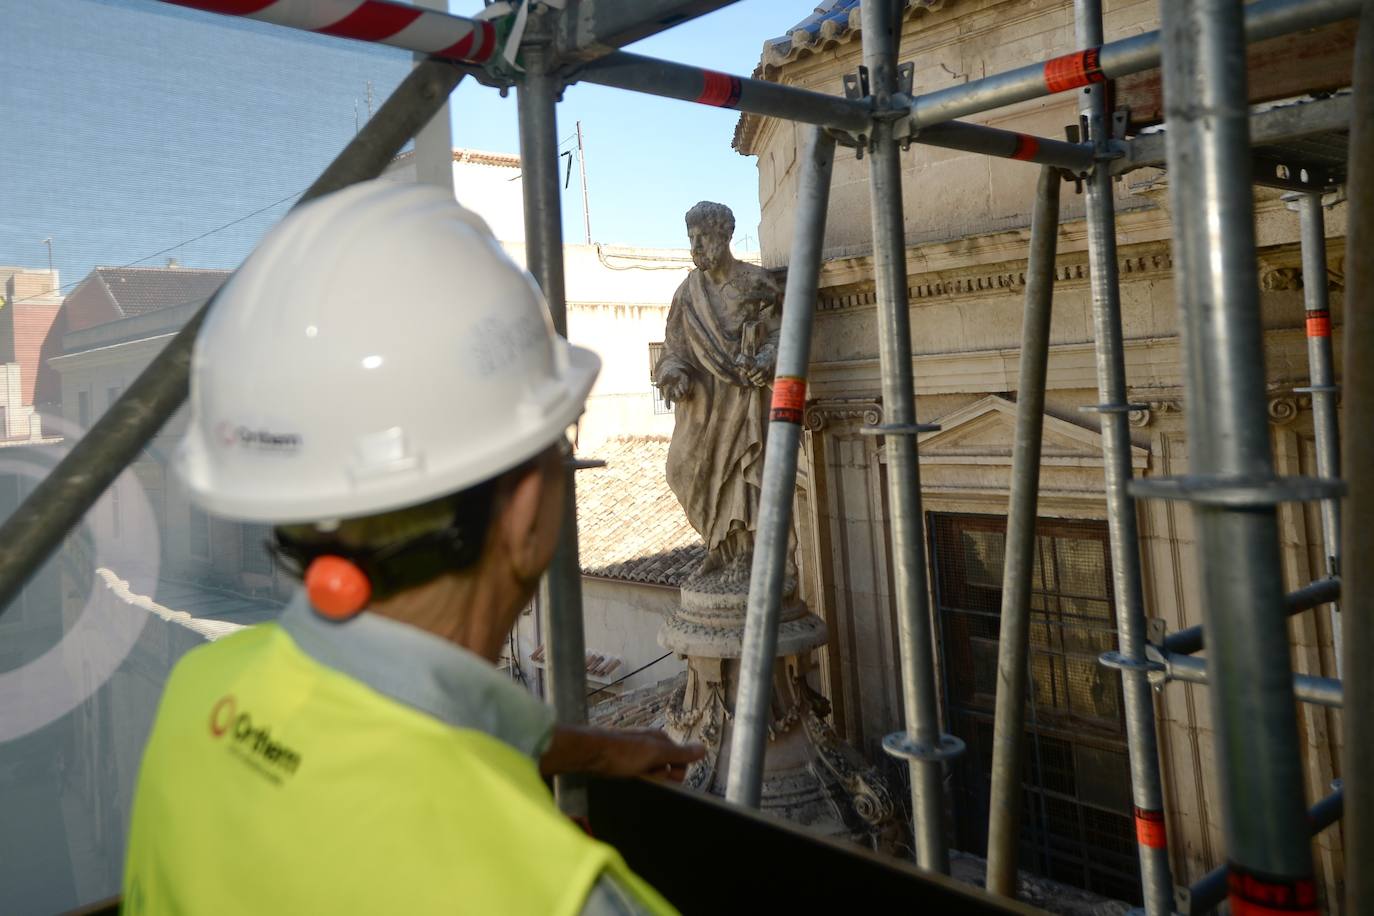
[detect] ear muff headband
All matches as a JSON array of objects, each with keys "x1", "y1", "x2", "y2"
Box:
[{"x1": 269, "y1": 491, "x2": 494, "y2": 622}]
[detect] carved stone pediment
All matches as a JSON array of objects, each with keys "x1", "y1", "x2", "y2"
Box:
[{"x1": 916, "y1": 395, "x2": 1150, "y2": 469}]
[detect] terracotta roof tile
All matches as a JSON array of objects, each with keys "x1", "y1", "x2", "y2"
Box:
[
  {"x1": 733, "y1": 0, "x2": 953, "y2": 156},
  {"x1": 529, "y1": 644, "x2": 624, "y2": 680},
  {"x1": 95, "y1": 266, "x2": 231, "y2": 318},
  {"x1": 589, "y1": 673, "x2": 685, "y2": 730},
  {"x1": 576, "y1": 435, "x2": 704, "y2": 587}
]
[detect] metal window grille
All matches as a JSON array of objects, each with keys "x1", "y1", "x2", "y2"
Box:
[
  {"x1": 648, "y1": 341, "x2": 671, "y2": 414},
  {"x1": 240, "y1": 522, "x2": 274, "y2": 575},
  {"x1": 929, "y1": 512, "x2": 1141, "y2": 904},
  {"x1": 188, "y1": 503, "x2": 210, "y2": 560}
]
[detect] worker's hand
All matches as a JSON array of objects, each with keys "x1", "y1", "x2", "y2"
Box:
[{"x1": 540, "y1": 725, "x2": 705, "y2": 782}]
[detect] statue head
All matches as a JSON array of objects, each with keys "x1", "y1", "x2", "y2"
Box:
[{"x1": 685, "y1": 201, "x2": 734, "y2": 272}]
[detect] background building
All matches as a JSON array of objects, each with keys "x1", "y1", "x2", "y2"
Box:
[{"x1": 0, "y1": 267, "x2": 64, "y2": 442}]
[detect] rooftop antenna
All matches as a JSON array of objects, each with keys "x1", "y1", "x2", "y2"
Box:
[
  {"x1": 41, "y1": 237, "x2": 53, "y2": 276},
  {"x1": 575, "y1": 121, "x2": 592, "y2": 244}
]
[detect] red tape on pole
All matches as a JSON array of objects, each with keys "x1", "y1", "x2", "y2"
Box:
[
  {"x1": 1133, "y1": 807, "x2": 1167, "y2": 849},
  {"x1": 1227, "y1": 866, "x2": 1318, "y2": 916},
  {"x1": 770, "y1": 376, "x2": 807, "y2": 425},
  {"x1": 1043, "y1": 47, "x2": 1105, "y2": 93},
  {"x1": 1306, "y1": 309, "x2": 1332, "y2": 338},
  {"x1": 164, "y1": 0, "x2": 275, "y2": 13},
  {"x1": 696, "y1": 71, "x2": 743, "y2": 108},
  {"x1": 1011, "y1": 134, "x2": 1040, "y2": 161},
  {"x1": 436, "y1": 20, "x2": 496, "y2": 64},
  {"x1": 316, "y1": 0, "x2": 422, "y2": 41}
]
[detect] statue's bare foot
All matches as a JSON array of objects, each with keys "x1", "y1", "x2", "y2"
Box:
[{"x1": 697, "y1": 550, "x2": 724, "y2": 576}]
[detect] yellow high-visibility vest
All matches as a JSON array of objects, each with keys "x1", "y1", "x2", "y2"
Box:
[{"x1": 123, "y1": 622, "x2": 675, "y2": 915}]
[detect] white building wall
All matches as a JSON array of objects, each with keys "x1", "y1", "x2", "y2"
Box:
[
  {"x1": 382, "y1": 152, "x2": 527, "y2": 243},
  {"x1": 511, "y1": 578, "x2": 685, "y2": 699}
]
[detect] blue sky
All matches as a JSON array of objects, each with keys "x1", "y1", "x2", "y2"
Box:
[
  {"x1": 0, "y1": 1, "x2": 798, "y2": 297},
  {"x1": 445, "y1": 3, "x2": 795, "y2": 252}
]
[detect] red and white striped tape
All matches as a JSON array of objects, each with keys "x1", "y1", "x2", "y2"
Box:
[{"x1": 162, "y1": 1, "x2": 499, "y2": 65}]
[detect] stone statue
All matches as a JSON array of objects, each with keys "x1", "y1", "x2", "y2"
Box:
[
  {"x1": 653, "y1": 201, "x2": 782, "y2": 578},
  {"x1": 652, "y1": 202, "x2": 897, "y2": 850}
]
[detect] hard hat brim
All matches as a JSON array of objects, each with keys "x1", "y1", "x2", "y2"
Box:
[{"x1": 179, "y1": 341, "x2": 602, "y2": 526}]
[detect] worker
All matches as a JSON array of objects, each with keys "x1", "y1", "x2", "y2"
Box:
[{"x1": 123, "y1": 180, "x2": 701, "y2": 914}]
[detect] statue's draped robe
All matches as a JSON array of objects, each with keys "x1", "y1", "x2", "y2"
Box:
[{"x1": 656, "y1": 262, "x2": 782, "y2": 554}]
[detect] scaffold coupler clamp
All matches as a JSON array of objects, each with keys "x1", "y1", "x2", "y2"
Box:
[
  {"x1": 833, "y1": 62, "x2": 917, "y2": 157},
  {"x1": 474, "y1": 0, "x2": 568, "y2": 89},
  {"x1": 1136, "y1": 645, "x2": 1172, "y2": 689},
  {"x1": 882, "y1": 731, "x2": 966, "y2": 764}
]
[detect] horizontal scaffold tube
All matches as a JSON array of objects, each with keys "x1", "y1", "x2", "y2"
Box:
[
  {"x1": 908, "y1": 0, "x2": 1360, "y2": 128},
  {"x1": 574, "y1": 50, "x2": 872, "y2": 131},
  {"x1": 553, "y1": 0, "x2": 743, "y2": 62},
  {"x1": 159, "y1": 0, "x2": 501, "y2": 64},
  {"x1": 1164, "y1": 578, "x2": 1341, "y2": 655},
  {"x1": 916, "y1": 121, "x2": 1093, "y2": 171},
  {"x1": 574, "y1": 53, "x2": 1092, "y2": 169},
  {"x1": 1154, "y1": 650, "x2": 1344, "y2": 708}
]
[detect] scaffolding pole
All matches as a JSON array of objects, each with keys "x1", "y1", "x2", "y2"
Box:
[
  {"x1": 1295, "y1": 192, "x2": 1343, "y2": 678},
  {"x1": 159, "y1": 0, "x2": 1358, "y2": 142},
  {"x1": 0, "y1": 59, "x2": 466, "y2": 617},
  {"x1": 553, "y1": 0, "x2": 742, "y2": 62},
  {"x1": 1156, "y1": 0, "x2": 1318, "y2": 906},
  {"x1": 161, "y1": 0, "x2": 501, "y2": 65},
  {"x1": 1074, "y1": 0, "x2": 1174, "y2": 909},
  {"x1": 1163, "y1": 577, "x2": 1341, "y2": 655},
  {"x1": 517, "y1": 39, "x2": 590, "y2": 818},
  {"x1": 573, "y1": 53, "x2": 1092, "y2": 172},
  {"x1": 907, "y1": 0, "x2": 1358, "y2": 129},
  {"x1": 861, "y1": 0, "x2": 957, "y2": 875},
  {"x1": 1149, "y1": 651, "x2": 1344, "y2": 708},
  {"x1": 1342, "y1": 0, "x2": 1374, "y2": 909},
  {"x1": 727, "y1": 126, "x2": 836, "y2": 809},
  {"x1": 1180, "y1": 787, "x2": 1344, "y2": 916},
  {"x1": 984, "y1": 165, "x2": 1061, "y2": 899}
]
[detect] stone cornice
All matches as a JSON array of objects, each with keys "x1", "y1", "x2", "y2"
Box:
[
  {"x1": 818, "y1": 248, "x2": 1176, "y2": 311},
  {"x1": 810, "y1": 229, "x2": 1347, "y2": 312},
  {"x1": 808, "y1": 327, "x2": 1334, "y2": 397}
]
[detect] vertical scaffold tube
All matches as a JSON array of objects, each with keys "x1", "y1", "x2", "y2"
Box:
[
  {"x1": 1075, "y1": 1, "x2": 1175, "y2": 911},
  {"x1": 984, "y1": 166, "x2": 1061, "y2": 898},
  {"x1": 1297, "y1": 192, "x2": 1343, "y2": 678},
  {"x1": 860, "y1": 0, "x2": 954, "y2": 874},
  {"x1": 518, "y1": 44, "x2": 591, "y2": 818},
  {"x1": 1342, "y1": 0, "x2": 1374, "y2": 909},
  {"x1": 1159, "y1": 0, "x2": 1317, "y2": 908},
  {"x1": 727, "y1": 127, "x2": 836, "y2": 809}
]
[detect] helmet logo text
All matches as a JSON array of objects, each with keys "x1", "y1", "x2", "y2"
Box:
[{"x1": 215, "y1": 422, "x2": 302, "y2": 452}]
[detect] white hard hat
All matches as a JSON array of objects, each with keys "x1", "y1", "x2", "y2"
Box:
[{"x1": 174, "y1": 179, "x2": 599, "y2": 524}]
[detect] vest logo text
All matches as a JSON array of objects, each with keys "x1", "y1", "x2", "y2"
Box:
[{"x1": 209, "y1": 694, "x2": 303, "y2": 783}]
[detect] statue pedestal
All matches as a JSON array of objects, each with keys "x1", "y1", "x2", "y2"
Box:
[{"x1": 659, "y1": 572, "x2": 896, "y2": 845}]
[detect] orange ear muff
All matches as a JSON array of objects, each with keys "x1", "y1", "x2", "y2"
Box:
[{"x1": 305, "y1": 555, "x2": 371, "y2": 621}]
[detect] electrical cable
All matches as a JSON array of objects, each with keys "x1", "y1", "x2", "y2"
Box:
[
  {"x1": 586, "y1": 651, "x2": 673, "y2": 700},
  {"x1": 7, "y1": 188, "x2": 304, "y2": 307}
]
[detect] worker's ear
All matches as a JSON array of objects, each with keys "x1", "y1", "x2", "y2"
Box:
[{"x1": 496, "y1": 447, "x2": 563, "y2": 582}]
